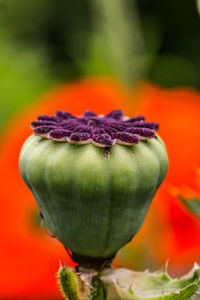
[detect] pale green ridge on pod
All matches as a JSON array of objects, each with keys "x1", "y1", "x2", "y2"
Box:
[
  {"x1": 58, "y1": 264, "x2": 200, "y2": 300},
  {"x1": 19, "y1": 134, "x2": 168, "y2": 259}
]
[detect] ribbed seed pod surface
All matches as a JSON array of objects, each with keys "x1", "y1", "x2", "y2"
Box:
[{"x1": 19, "y1": 110, "x2": 168, "y2": 264}]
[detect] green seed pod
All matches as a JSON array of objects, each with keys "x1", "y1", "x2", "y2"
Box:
[{"x1": 19, "y1": 110, "x2": 168, "y2": 269}]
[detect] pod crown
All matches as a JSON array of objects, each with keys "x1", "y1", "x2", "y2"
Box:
[{"x1": 31, "y1": 109, "x2": 159, "y2": 148}]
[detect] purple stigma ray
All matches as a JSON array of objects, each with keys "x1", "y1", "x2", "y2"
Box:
[
  {"x1": 113, "y1": 132, "x2": 139, "y2": 145},
  {"x1": 48, "y1": 129, "x2": 71, "y2": 141},
  {"x1": 69, "y1": 132, "x2": 91, "y2": 143},
  {"x1": 126, "y1": 115, "x2": 145, "y2": 122},
  {"x1": 105, "y1": 109, "x2": 123, "y2": 120},
  {"x1": 31, "y1": 109, "x2": 159, "y2": 147},
  {"x1": 37, "y1": 115, "x2": 60, "y2": 122},
  {"x1": 83, "y1": 110, "x2": 97, "y2": 118}
]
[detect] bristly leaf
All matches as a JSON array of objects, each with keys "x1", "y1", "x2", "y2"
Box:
[
  {"x1": 100, "y1": 266, "x2": 200, "y2": 299},
  {"x1": 58, "y1": 264, "x2": 200, "y2": 300},
  {"x1": 58, "y1": 265, "x2": 84, "y2": 300}
]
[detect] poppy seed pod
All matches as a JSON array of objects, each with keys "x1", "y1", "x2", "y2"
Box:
[{"x1": 19, "y1": 110, "x2": 168, "y2": 269}]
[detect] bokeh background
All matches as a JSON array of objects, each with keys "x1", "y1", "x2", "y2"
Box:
[{"x1": 0, "y1": 1, "x2": 200, "y2": 299}]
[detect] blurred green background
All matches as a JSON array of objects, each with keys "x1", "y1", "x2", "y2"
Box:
[{"x1": 1, "y1": 0, "x2": 200, "y2": 129}]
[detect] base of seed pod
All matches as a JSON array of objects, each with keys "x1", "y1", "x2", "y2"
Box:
[
  {"x1": 58, "y1": 263, "x2": 200, "y2": 300},
  {"x1": 66, "y1": 248, "x2": 115, "y2": 271}
]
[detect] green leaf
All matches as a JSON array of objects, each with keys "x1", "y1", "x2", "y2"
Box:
[
  {"x1": 90, "y1": 275, "x2": 108, "y2": 300},
  {"x1": 197, "y1": 0, "x2": 200, "y2": 15},
  {"x1": 58, "y1": 265, "x2": 86, "y2": 300},
  {"x1": 100, "y1": 265, "x2": 200, "y2": 299},
  {"x1": 179, "y1": 196, "x2": 200, "y2": 218},
  {"x1": 58, "y1": 264, "x2": 200, "y2": 300}
]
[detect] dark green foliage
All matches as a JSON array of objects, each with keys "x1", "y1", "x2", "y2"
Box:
[{"x1": 2, "y1": 0, "x2": 200, "y2": 88}]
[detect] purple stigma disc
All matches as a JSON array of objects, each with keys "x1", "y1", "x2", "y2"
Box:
[{"x1": 31, "y1": 110, "x2": 159, "y2": 148}]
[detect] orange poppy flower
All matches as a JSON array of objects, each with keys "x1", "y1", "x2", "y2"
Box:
[
  {"x1": 127, "y1": 83, "x2": 200, "y2": 275},
  {"x1": 0, "y1": 78, "x2": 200, "y2": 298}
]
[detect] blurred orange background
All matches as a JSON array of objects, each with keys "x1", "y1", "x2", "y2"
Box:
[
  {"x1": 0, "y1": 1, "x2": 200, "y2": 299},
  {"x1": 0, "y1": 78, "x2": 200, "y2": 299}
]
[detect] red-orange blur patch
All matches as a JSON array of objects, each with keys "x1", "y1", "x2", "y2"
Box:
[{"x1": 131, "y1": 83, "x2": 200, "y2": 273}]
